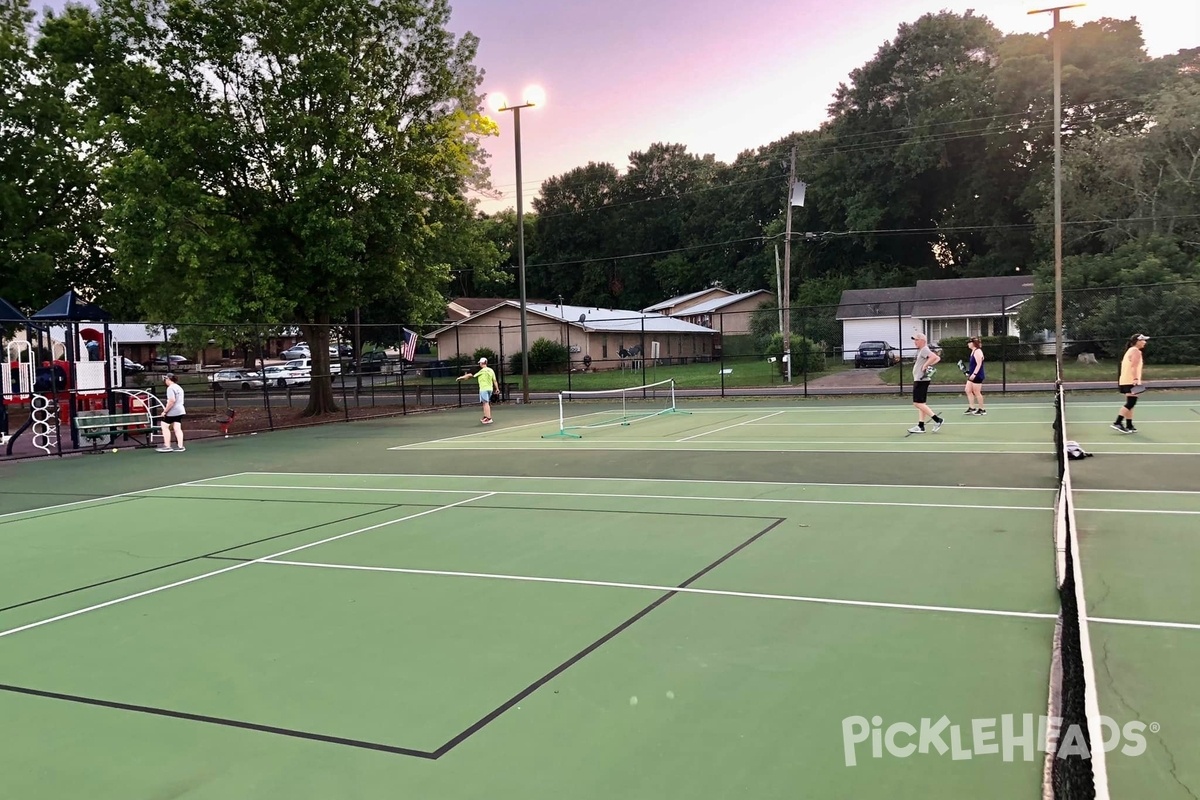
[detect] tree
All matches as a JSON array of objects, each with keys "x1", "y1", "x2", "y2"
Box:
[
  {"x1": 0, "y1": 2, "x2": 119, "y2": 315},
  {"x1": 1018, "y1": 236, "x2": 1200, "y2": 362},
  {"x1": 101, "y1": 0, "x2": 491, "y2": 414}
]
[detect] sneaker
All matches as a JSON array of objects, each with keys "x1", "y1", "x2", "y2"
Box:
[
  {"x1": 174, "y1": 446, "x2": 186, "y2": 452},
  {"x1": 975, "y1": 409, "x2": 987, "y2": 416},
  {"x1": 1125, "y1": 425, "x2": 1137, "y2": 434},
  {"x1": 156, "y1": 446, "x2": 173, "y2": 453},
  {"x1": 964, "y1": 408, "x2": 977, "y2": 415},
  {"x1": 931, "y1": 418, "x2": 944, "y2": 432},
  {"x1": 907, "y1": 425, "x2": 925, "y2": 434},
  {"x1": 482, "y1": 418, "x2": 493, "y2": 425},
  {"x1": 1110, "y1": 423, "x2": 1126, "y2": 433}
]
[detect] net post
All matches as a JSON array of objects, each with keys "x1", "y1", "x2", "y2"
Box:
[{"x1": 541, "y1": 390, "x2": 582, "y2": 439}]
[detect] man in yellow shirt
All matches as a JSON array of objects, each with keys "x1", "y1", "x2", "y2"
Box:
[
  {"x1": 1112, "y1": 333, "x2": 1148, "y2": 434},
  {"x1": 457, "y1": 357, "x2": 498, "y2": 425}
]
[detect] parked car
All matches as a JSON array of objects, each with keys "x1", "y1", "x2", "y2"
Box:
[
  {"x1": 287, "y1": 357, "x2": 340, "y2": 376},
  {"x1": 261, "y1": 364, "x2": 308, "y2": 387},
  {"x1": 854, "y1": 341, "x2": 900, "y2": 368},
  {"x1": 209, "y1": 368, "x2": 263, "y2": 390},
  {"x1": 357, "y1": 350, "x2": 393, "y2": 373},
  {"x1": 280, "y1": 345, "x2": 310, "y2": 360},
  {"x1": 149, "y1": 354, "x2": 189, "y2": 370},
  {"x1": 121, "y1": 357, "x2": 146, "y2": 373}
]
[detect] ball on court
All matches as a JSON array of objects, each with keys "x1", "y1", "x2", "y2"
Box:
[{"x1": 112, "y1": 448, "x2": 119, "y2": 453}]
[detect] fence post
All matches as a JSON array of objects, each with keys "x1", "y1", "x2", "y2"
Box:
[
  {"x1": 641, "y1": 316, "x2": 647, "y2": 396},
  {"x1": 565, "y1": 319, "x2": 572, "y2": 393},
  {"x1": 897, "y1": 303, "x2": 905, "y2": 397},
  {"x1": 254, "y1": 322, "x2": 274, "y2": 431},
  {"x1": 719, "y1": 312, "x2": 726, "y2": 398},
  {"x1": 1001, "y1": 294, "x2": 1008, "y2": 393},
  {"x1": 801, "y1": 302, "x2": 808, "y2": 398}
]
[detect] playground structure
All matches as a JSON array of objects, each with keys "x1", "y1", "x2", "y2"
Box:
[{"x1": 2, "y1": 291, "x2": 162, "y2": 456}]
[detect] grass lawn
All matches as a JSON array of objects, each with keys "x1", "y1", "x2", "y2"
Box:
[{"x1": 878, "y1": 359, "x2": 1200, "y2": 385}]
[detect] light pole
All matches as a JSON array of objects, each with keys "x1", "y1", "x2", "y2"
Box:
[
  {"x1": 1029, "y1": 4, "x2": 1083, "y2": 382},
  {"x1": 491, "y1": 86, "x2": 545, "y2": 404}
]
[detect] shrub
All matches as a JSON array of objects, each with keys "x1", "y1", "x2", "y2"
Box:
[
  {"x1": 766, "y1": 332, "x2": 826, "y2": 375},
  {"x1": 936, "y1": 336, "x2": 1035, "y2": 363},
  {"x1": 472, "y1": 346, "x2": 498, "y2": 366},
  {"x1": 529, "y1": 337, "x2": 569, "y2": 373},
  {"x1": 508, "y1": 351, "x2": 524, "y2": 376}
]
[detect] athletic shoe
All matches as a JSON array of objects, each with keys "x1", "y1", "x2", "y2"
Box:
[
  {"x1": 1125, "y1": 425, "x2": 1137, "y2": 433},
  {"x1": 1110, "y1": 423, "x2": 1126, "y2": 433},
  {"x1": 931, "y1": 418, "x2": 944, "y2": 432},
  {"x1": 173, "y1": 446, "x2": 186, "y2": 452},
  {"x1": 907, "y1": 425, "x2": 925, "y2": 434},
  {"x1": 974, "y1": 409, "x2": 987, "y2": 416},
  {"x1": 964, "y1": 408, "x2": 977, "y2": 415},
  {"x1": 482, "y1": 418, "x2": 493, "y2": 425},
  {"x1": 156, "y1": 446, "x2": 173, "y2": 452}
]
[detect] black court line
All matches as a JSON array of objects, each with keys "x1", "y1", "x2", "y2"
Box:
[
  {"x1": 0, "y1": 504, "x2": 405, "y2": 616},
  {"x1": 0, "y1": 497, "x2": 142, "y2": 528},
  {"x1": 3, "y1": 516, "x2": 785, "y2": 760},
  {"x1": 431, "y1": 516, "x2": 787, "y2": 758},
  {"x1": 0, "y1": 683, "x2": 437, "y2": 759}
]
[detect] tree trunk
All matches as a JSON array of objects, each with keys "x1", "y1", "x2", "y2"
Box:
[{"x1": 301, "y1": 321, "x2": 339, "y2": 416}]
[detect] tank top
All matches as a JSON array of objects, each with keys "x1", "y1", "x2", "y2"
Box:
[
  {"x1": 968, "y1": 350, "x2": 985, "y2": 380},
  {"x1": 1119, "y1": 347, "x2": 1140, "y2": 385}
]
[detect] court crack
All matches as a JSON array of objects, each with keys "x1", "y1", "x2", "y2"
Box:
[{"x1": 1098, "y1": 637, "x2": 1197, "y2": 800}]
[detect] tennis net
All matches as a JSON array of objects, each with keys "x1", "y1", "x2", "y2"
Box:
[
  {"x1": 541, "y1": 378, "x2": 685, "y2": 439},
  {"x1": 1047, "y1": 385, "x2": 1109, "y2": 799}
]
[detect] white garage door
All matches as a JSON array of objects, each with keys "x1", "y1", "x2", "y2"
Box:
[{"x1": 843, "y1": 318, "x2": 912, "y2": 360}]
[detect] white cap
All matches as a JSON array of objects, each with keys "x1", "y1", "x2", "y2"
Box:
[{"x1": 478, "y1": 357, "x2": 488, "y2": 364}]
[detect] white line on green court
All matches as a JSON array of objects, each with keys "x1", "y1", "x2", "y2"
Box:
[
  {"x1": 675, "y1": 400, "x2": 1200, "y2": 411},
  {"x1": 386, "y1": 409, "x2": 609, "y2": 450},
  {"x1": 243, "y1": 471, "x2": 1059, "y2": 493},
  {"x1": 258, "y1": 558, "x2": 1061, "y2": 623},
  {"x1": 192, "y1": 482, "x2": 1052, "y2": 512},
  {"x1": 676, "y1": 410, "x2": 785, "y2": 442},
  {"x1": 0, "y1": 493, "x2": 495, "y2": 641},
  {"x1": 0, "y1": 472, "x2": 252, "y2": 521},
  {"x1": 401, "y1": 445, "x2": 1200, "y2": 456},
  {"x1": 259, "y1": 559, "x2": 1200, "y2": 631},
  {"x1": 748, "y1": 420, "x2": 1200, "y2": 426}
]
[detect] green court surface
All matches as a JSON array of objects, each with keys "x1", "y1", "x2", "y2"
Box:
[{"x1": 0, "y1": 392, "x2": 1197, "y2": 798}]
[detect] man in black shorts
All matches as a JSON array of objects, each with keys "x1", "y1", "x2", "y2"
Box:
[{"x1": 908, "y1": 332, "x2": 944, "y2": 434}]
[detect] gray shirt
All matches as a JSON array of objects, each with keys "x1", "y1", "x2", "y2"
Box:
[
  {"x1": 912, "y1": 344, "x2": 934, "y2": 382},
  {"x1": 165, "y1": 382, "x2": 186, "y2": 417}
]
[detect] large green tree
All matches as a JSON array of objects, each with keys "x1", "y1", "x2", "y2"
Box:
[
  {"x1": 101, "y1": 0, "x2": 491, "y2": 414},
  {"x1": 0, "y1": 2, "x2": 118, "y2": 316}
]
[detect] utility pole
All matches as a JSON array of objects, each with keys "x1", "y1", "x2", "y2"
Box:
[
  {"x1": 1029, "y1": 3, "x2": 1082, "y2": 382},
  {"x1": 782, "y1": 146, "x2": 797, "y2": 383}
]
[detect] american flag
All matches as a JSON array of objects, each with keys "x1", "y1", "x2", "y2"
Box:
[{"x1": 401, "y1": 328, "x2": 418, "y2": 362}]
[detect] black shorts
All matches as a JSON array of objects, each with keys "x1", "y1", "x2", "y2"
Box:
[
  {"x1": 162, "y1": 414, "x2": 186, "y2": 425},
  {"x1": 912, "y1": 381, "x2": 930, "y2": 404},
  {"x1": 1118, "y1": 385, "x2": 1134, "y2": 395},
  {"x1": 968, "y1": 376, "x2": 985, "y2": 385}
]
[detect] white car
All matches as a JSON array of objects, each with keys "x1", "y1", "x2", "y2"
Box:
[
  {"x1": 209, "y1": 369, "x2": 263, "y2": 390},
  {"x1": 261, "y1": 364, "x2": 308, "y2": 387}
]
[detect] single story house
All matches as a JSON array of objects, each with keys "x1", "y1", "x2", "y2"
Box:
[
  {"x1": 642, "y1": 287, "x2": 733, "y2": 317},
  {"x1": 666, "y1": 289, "x2": 773, "y2": 337},
  {"x1": 836, "y1": 275, "x2": 1036, "y2": 360},
  {"x1": 429, "y1": 301, "x2": 717, "y2": 371}
]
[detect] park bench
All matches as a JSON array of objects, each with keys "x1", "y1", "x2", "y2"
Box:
[{"x1": 76, "y1": 412, "x2": 155, "y2": 452}]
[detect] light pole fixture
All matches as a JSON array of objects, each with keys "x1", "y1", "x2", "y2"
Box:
[
  {"x1": 1029, "y1": 3, "x2": 1083, "y2": 382},
  {"x1": 490, "y1": 85, "x2": 545, "y2": 404}
]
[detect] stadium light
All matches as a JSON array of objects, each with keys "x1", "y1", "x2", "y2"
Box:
[{"x1": 491, "y1": 85, "x2": 545, "y2": 404}]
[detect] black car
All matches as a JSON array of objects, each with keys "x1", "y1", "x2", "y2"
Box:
[
  {"x1": 357, "y1": 350, "x2": 393, "y2": 373},
  {"x1": 854, "y1": 341, "x2": 899, "y2": 368}
]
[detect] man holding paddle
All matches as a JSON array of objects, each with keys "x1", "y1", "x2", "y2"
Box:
[{"x1": 1112, "y1": 333, "x2": 1149, "y2": 434}]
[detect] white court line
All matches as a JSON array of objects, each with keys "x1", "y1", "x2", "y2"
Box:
[
  {"x1": 261, "y1": 559, "x2": 1060, "y2": 623},
  {"x1": 0, "y1": 493, "x2": 495, "y2": 641},
  {"x1": 240, "y1": 471, "x2": 1058, "y2": 493},
  {"x1": 192, "y1": 483, "x2": 1052, "y2": 512},
  {"x1": 677, "y1": 400, "x2": 1200, "y2": 412},
  {"x1": 748, "y1": 420, "x2": 1200, "y2": 426},
  {"x1": 1075, "y1": 507, "x2": 1200, "y2": 516},
  {"x1": 677, "y1": 410, "x2": 785, "y2": 442},
  {"x1": 387, "y1": 409, "x2": 608, "y2": 450},
  {"x1": 1087, "y1": 616, "x2": 1200, "y2": 631},
  {"x1": 401, "y1": 445, "x2": 1200, "y2": 457},
  {"x1": 0, "y1": 472, "x2": 251, "y2": 521}
]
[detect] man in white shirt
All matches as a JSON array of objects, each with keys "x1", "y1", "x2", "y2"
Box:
[
  {"x1": 908, "y1": 333, "x2": 944, "y2": 434},
  {"x1": 157, "y1": 373, "x2": 188, "y2": 452}
]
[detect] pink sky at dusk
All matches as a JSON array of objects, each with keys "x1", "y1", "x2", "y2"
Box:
[{"x1": 450, "y1": 0, "x2": 1199, "y2": 214}]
